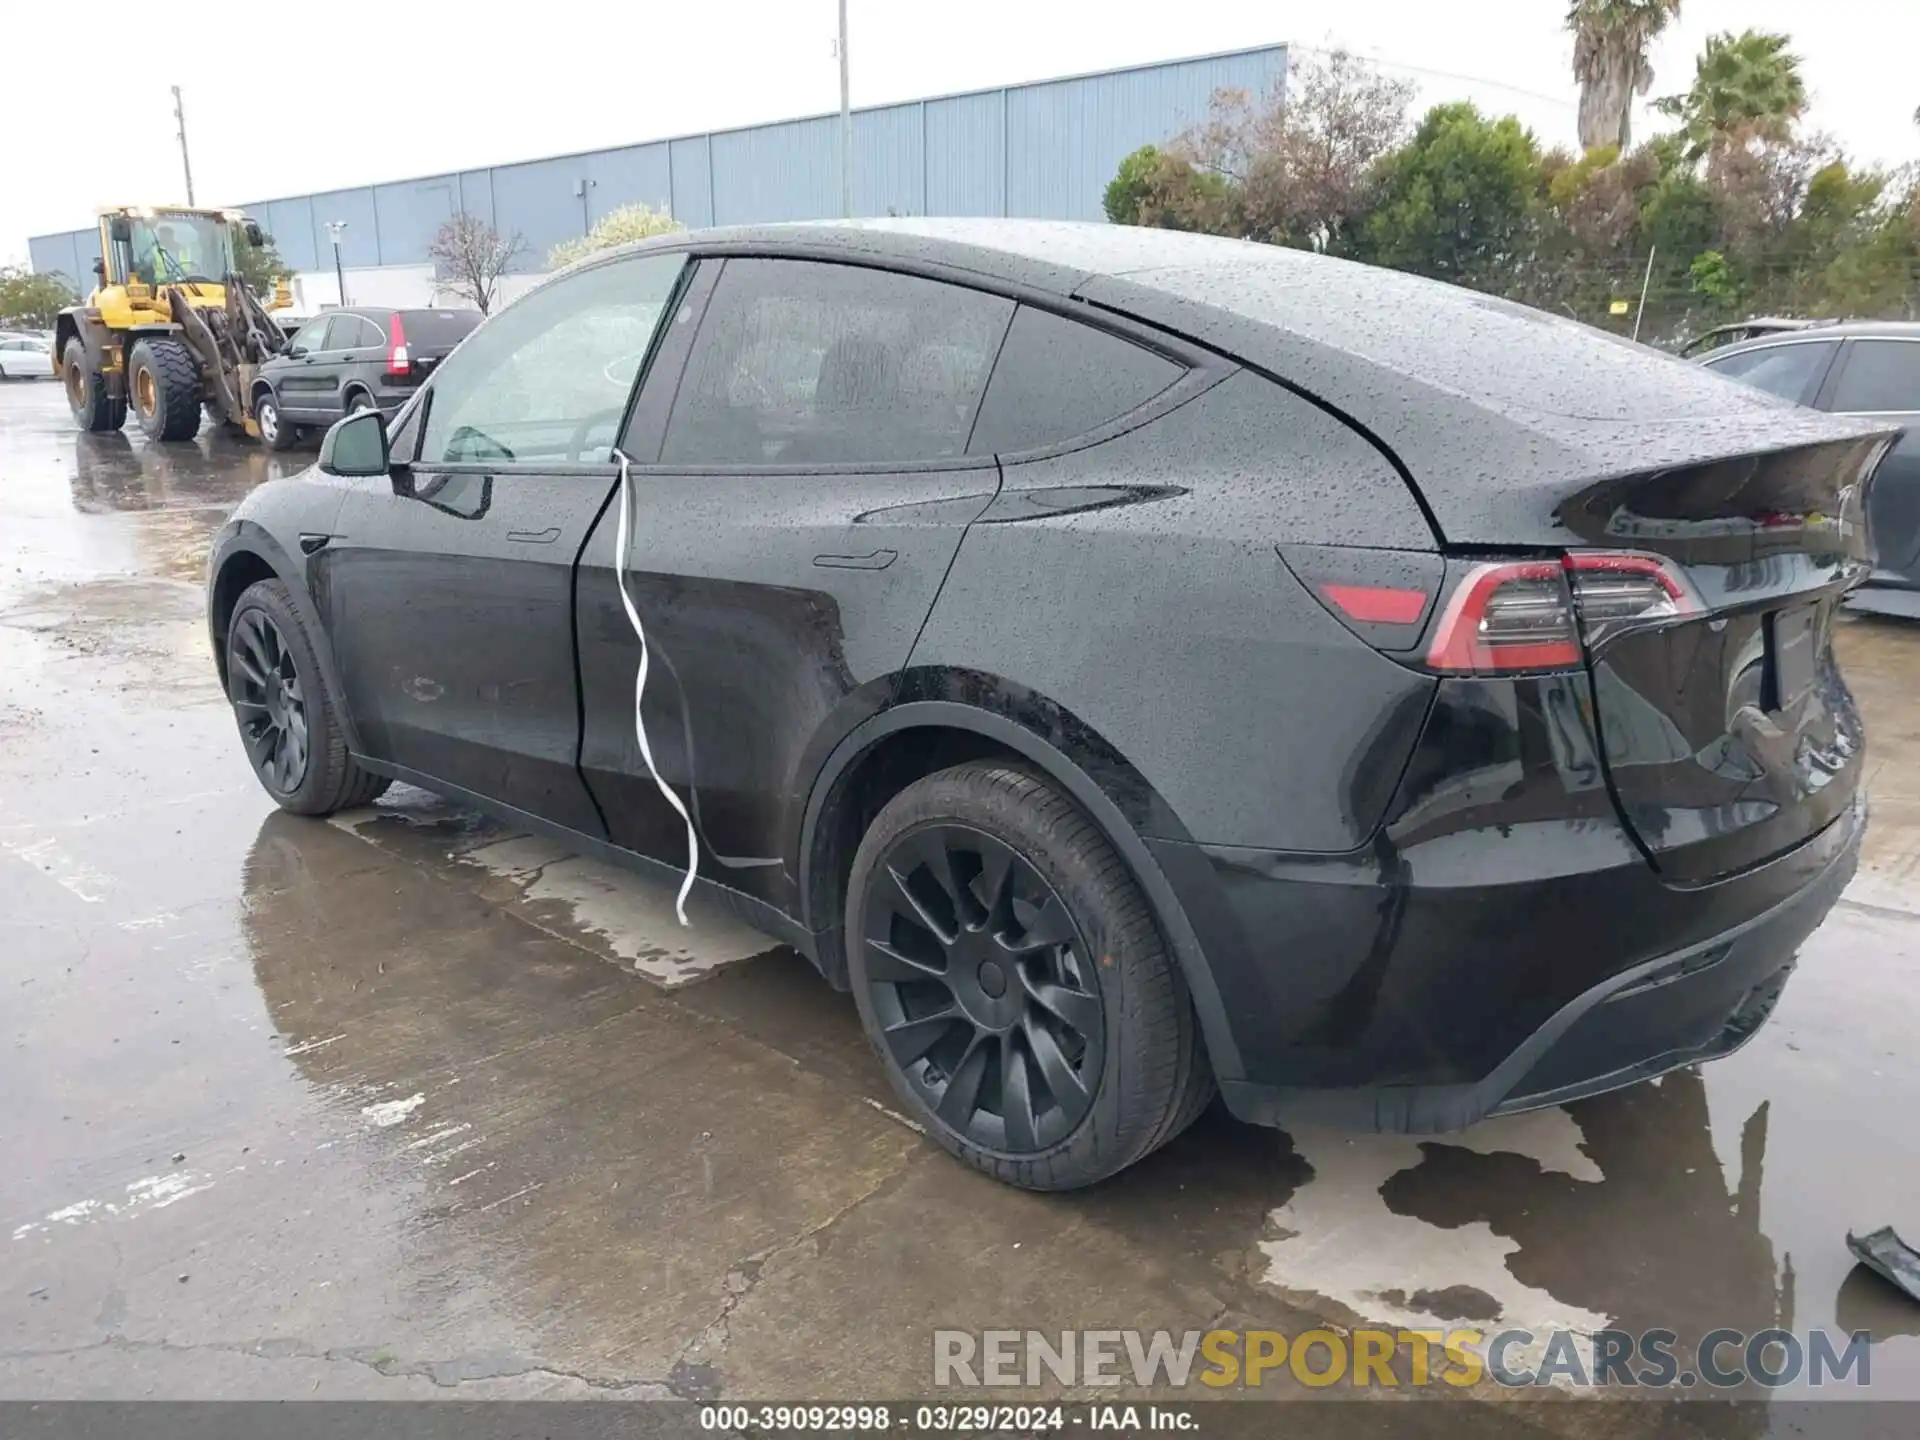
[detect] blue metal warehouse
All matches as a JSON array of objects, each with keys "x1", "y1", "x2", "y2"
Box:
[{"x1": 28, "y1": 44, "x2": 1286, "y2": 283}]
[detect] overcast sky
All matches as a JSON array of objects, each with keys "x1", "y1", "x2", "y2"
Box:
[{"x1": 5, "y1": 0, "x2": 1914, "y2": 266}]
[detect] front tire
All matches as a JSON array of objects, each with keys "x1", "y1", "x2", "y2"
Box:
[
  {"x1": 255, "y1": 391, "x2": 296, "y2": 450},
  {"x1": 225, "y1": 579, "x2": 389, "y2": 815},
  {"x1": 846, "y1": 761, "x2": 1213, "y2": 1190},
  {"x1": 63, "y1": 339, "x2": 125, "y2": 432},
  {"x1": 128, "y1": 337, "x2": 202, "y2": 442}
]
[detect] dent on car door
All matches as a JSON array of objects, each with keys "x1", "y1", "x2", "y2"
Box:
[
  {"x1": 1825, "y1": 338, "x2": 1920, "y2": 582},
  {"x1": 573, "y1": 256, "x2": 1017, "y2": 914},
  {"x1": 322, "y1": 252, "x2": 691, "y2": 832}
]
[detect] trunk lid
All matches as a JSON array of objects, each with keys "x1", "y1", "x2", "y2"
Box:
[
  {"x1": 392, "y1": 309, "x2": 482, "y2": 384},
  {"x1": 1559, "y1": 436, "x2": 1888, "y2": 882}
]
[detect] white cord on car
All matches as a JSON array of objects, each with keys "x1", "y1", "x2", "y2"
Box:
[{"x1": 612, "y1": 446, "x2": 698, "y2": 926}]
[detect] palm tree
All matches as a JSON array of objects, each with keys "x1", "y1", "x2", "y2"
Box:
[
  {"x1": 1656, "y1": 29, "x2": 1808, "y2": 160},
  {"x1": 1568, "y1": 0, "x2": 1684, "y2": 153}
]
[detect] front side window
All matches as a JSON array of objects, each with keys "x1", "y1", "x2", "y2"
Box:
[
  {"x1": 292, "y1": 317, "x2": 335, "y2": 352},
  {"x1": 1704, "y1": 341, "x2": 1838, "y2": 405},
  {"x1": 661, "y1": 258, "x2": 1014, "y2": 467},
  {"x1": 1830, "y1": 340, "x2": 1920, "y2": 414},
  {"x1": 419, "y1": 251, "x2": 686, "y2": 466}
]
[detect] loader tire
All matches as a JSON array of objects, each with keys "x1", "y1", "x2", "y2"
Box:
[
  {"x1": 128, "y1": 337, "x2": 203, "y2": 443},
  {"x1": 63, "y1": 339, "x2": 125, "y2": 433}
]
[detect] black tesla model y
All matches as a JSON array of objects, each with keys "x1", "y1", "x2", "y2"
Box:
[{"x1": 209, "y1": 220, "x2": 1896, "y2": 1189}]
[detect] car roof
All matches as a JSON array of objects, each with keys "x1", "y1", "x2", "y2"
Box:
[
  {"x1": 584, "y1": 219, "x2": 1889, "y2": 544},
  {"x1": 1700, "y1": 320, "x2": 1920, "y2": 360}
]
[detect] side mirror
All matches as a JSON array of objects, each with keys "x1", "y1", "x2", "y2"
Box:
[
  {"x1": 108, "y1": 216, "x2": 132, "y2": 243},
  {"x1": 286, "y1": 344, "x2": 306, "y2": 358},
  {"x1": 244, "y1": 220, "x2": 266, "y2": 247},
  {"x1": 317, "y1": 410, "x2": 389, "y2": 478}
]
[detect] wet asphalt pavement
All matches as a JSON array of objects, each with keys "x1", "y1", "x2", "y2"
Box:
[{"x1": 3, "y1": 377, "x2": 1920, "y2": 1430}]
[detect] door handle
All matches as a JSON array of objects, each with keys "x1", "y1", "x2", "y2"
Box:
[
  {"x1": 813, "y1": 549, "x2": 897, "y2": 570},
  {"x1": 508, "y1": 526, "x2": 562, "y2": 545}
]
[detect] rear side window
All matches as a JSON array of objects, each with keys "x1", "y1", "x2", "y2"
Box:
[
  {"x1": 1704, "y1": 341, "x2": 1837, "y2": 405},
  {"x1": 400, "y1": 309, "x2": 482, "y2": 347},
  {"x1": 1830, "y1": 340, "x2": 1920, "y2": 413},
  {"x1": 661, "y1": 258, "x2": 1013, "y2": 467},
  {"x1": 967, "y1": 305, "x2": 1184, "y2": 455},
  {"x1": 334, "y1": 315, "x2": 378, "y2": 349}
]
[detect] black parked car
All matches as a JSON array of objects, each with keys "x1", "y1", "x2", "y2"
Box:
[
  {"x1": 1698, "y1": 321, "x2": 1920, "y2": 616},
  {"x1": 252, "y1": 306, "x2": 482, "y2": 449},
  {"x1": 207, "y1": 221, "x2": 1893, "y2": 1189}
]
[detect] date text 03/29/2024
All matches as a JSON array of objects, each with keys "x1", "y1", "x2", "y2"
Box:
[{"x1": 697, "y1": 1406, "x2": 1191, "y2": 1432}]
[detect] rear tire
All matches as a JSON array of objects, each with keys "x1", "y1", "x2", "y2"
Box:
[
  {"x1": 128, "y1": 337, "x2": 202, "y2": 442},
  {"x1": 255, "y1": 391, "x2": 296, "y2": 450},
  {"x1": 845, "y1": 761, "x2": 1213, "y2": 1190},
  {"x1": 345, "y1": 389, "x2": 377, "y2": 416},
  {"x1": 63, "y1": 339, "x2": 125, "y2": 432},
  {"x1": 225, "y1": 578, "x2": 389, "y2": 816}
]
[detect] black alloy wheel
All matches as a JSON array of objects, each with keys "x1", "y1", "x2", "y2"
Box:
[
  {"x1": 861, "y1": 823, "x2": 1107, "y2": 1153},
  {"x1": 228, "y1": 608, "x2": 310, "y2": 795}
]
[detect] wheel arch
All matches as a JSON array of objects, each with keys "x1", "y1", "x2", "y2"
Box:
[
  {"x1": 207, "y1": 525, "x2": 362, "y2": 755},
  {"x1": 796, "y1": 673, "x2": 1244, "y2": 1080}
]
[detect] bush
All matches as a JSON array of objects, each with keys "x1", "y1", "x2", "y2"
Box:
[{"x1": 548, "y1": 204, "x2": 685, "y2": 269}]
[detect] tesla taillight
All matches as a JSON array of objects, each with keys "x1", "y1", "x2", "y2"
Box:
[
  {"x1": 1424, "y1": 552, "x2": 1700, "y2": 675},
  {"x1": 387, "y1": 312, "x2": 410, "y2": 376}
]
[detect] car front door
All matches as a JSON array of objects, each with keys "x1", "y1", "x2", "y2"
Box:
[
  {"x1": 572, "y1": 255, "x2": 1016, "y2": 915},
  {"x1": 1822, "y1": 337, "x2": 1920, "y2": 582},
  {"x1": 276, "y1": 315, "x2": 339, "y2": 421},
  {"x1": 322, "y1": 251, "x2": 691, "y2": 833}
]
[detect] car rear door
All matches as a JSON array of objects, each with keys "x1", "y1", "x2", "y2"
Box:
[
  {"x1": 322, "y1": 250, "x2": 691, "y2": 834},
  {"x1": 1819, "y1": 337, "x2": 1920, "y2": 583},
  {"x1": 318, "y1": 313, "x2": 378, "y2": 415},
  {"x1": 572, "y1": 255, "x2": 1015, "y2": 913}
]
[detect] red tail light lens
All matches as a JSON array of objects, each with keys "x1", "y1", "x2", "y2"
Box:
[
  {"x1": 1561, "y1": 552, "x2": 1700, "y2": 648},
  {"x1": 386, "y1": 312, "x2": 410, "y2": 376},
  {"x1": 1319, "y1": 582, "x2": 1430, "y2": 625},
  {"x1": 1425, "y1": 551, "x2": 1699, "y2": 675},
  {"x1": 1426, "y1": 560, "x2": 1578, "y2": 673}
]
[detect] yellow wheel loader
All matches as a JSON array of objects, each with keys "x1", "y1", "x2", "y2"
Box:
[{"x1": 53, "y1": 206, "x2": 291, "y2": 443}]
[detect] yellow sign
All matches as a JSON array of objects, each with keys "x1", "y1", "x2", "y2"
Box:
[{"x1": 1610, "y1": 299, "x2": 1632, "y2": 315}]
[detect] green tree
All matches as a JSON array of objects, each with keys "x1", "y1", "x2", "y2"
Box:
[
  {"x1": 0, "y1": 266, "x2": 77, "y2": 329},
  {"x1": 1567, "y1": 0, "x2": 1684, "y2": 152},
  {"x1": 1359, "y1": 103, "x2": 1542, "y2": 283},
  {"x1": 547, "y1": 203, "x2": 683, "y2": 269},
  {"x1": 1105, "y1": 145, "x2": 1164, "y2": 224},
  {"x1": 231, "y1": 226, "x2": 286, "y2": 300},
  {"x1": 1656, "y1": 30, "x2": 1807, "y2": 160}
]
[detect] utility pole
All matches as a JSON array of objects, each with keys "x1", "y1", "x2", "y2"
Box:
[
  {"x1": 838, "y1": 0, "x2": 853, "y2": 217},
  {"x1": 325, "y1": 221, "x2": 348, "y2": 307},
  {"x1": 171, "y1": 85, "x2": 195, "y2": 205}
]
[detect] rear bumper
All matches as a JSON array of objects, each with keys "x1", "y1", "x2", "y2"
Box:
[
  {"x1": 1207, "y1": 796, "x2": 1860, "y2": 1133},
  {"x1": 368, "y1": 384, "x2": 422, "y2": 417}
]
